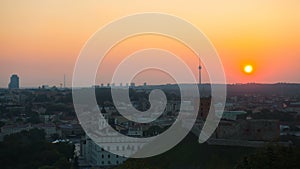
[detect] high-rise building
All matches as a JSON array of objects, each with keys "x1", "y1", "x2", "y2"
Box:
[{"x1": 8, "y1": 74, "x2": 19, "y2": 89}]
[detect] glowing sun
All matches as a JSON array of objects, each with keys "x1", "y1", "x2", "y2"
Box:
[{"x1": 244, "y1": 65, "x2": 253, "y2": 74}]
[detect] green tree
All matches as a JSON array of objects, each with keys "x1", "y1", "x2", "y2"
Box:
[
  {"x1": 235, "y1": 145, "x2": 300, "y2": 169},
  {"x1": 0, "y1": 129, "x2": 74, "y2": 169}
]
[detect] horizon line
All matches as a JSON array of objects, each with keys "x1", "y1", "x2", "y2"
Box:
[{"x1": 1, "y1": 82, "x2": 300, "y2": 90}]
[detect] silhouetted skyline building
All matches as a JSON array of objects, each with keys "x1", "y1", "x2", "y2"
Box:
[
  {"x1": 130, "y1": 82, "x2": 135, "y2": 87},
  {"x1": 8, "y1": 74, "x2": 19, "y2": 89}
]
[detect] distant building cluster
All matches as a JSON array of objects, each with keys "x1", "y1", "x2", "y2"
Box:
[
  {"x1": 95, "y1": 82, "x2": 147, "y2": 88},
  {"x1": 0, "y1": 123, "x2": 58, "y2": 141}
]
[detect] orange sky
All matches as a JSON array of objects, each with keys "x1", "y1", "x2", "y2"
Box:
[{"x1": 1, "y1": 0, "x2": 300, "y2": 87}]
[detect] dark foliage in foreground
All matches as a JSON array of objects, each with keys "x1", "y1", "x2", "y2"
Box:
[
  {"x1": 0, "y1": 128, "x2": 74, "y2": 169},
  {"x1": 236, "y1": 144, "x2": 300, "y2": 169},
  {"x1": 114, "y1": 133, "x2": 254, "y2": 169},
  {"x1": 114, "y1": 133, "x2": 300, "y2": 169}
]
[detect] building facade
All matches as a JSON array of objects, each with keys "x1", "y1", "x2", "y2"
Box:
[{"x1": 80, "y1": 137, "x2": 127, "y2": 168}]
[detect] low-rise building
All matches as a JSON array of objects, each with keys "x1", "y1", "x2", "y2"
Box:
[{"x1": 215, "y1": 119, "x2": 280, "y2": 141}]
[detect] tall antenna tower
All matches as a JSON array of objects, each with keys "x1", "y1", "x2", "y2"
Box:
[
  {"x1": 198, "y1": 55, "x2": 202, "y2": 85},
  {"x1": 199, "y1": 65, "x2": 202, "y2": 85},
  {"x1": 63, "y1": 74, "x2": 66, "y2": 88},
  {"x1": 198, "y1": 55, "x2": 204, "y2": 97}
]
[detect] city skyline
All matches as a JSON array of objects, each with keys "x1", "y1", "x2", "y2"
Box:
[
  {"x1": 3, "y1": 72, "x2": 300, "y2": 89},
  {"x1": 1, "y1": 1, "x2": 300, "y2": 87}
]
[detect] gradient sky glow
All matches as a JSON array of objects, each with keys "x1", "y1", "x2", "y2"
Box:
[{"x1": 1, "y1": 0, "x2": 300, "y2": 87}]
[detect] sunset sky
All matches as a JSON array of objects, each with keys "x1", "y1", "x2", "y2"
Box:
[{"x1": 1, "y1": 0, "x2": 300, "y2": 87}]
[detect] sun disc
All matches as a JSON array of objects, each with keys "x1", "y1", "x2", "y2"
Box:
[{"x1": 244, "y1": 65, "x2": 253, "y2": 74}]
